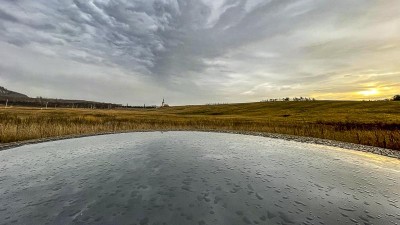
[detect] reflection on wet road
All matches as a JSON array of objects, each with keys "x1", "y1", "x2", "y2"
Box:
[{"x1": 0, "y1": 132, "x2": 399, "y2": 225}]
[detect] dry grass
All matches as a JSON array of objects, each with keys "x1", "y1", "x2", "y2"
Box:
[{"x1": 1, "y1": 101, "x2": 399, "y2": 150}]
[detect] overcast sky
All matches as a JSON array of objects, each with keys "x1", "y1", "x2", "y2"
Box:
[{"x1": 1, "y1": 0, "x2": 399, "y2": 105}]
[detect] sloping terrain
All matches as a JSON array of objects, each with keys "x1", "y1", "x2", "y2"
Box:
[
  {"x1": 0, "y1": 86, "x2": 28, "y2": 98},
  {"x1": 0, "y1": 86, "x2": 124, "y2": 109}
]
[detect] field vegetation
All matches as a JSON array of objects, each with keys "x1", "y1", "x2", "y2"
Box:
[{"x1": 0, "y1": 101, "x2": 399, "y2": 150}]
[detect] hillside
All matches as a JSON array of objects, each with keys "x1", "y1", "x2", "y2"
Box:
[
  {"x1": 0, "y1": 86, "x2": 127, "y2": 109},
  {"x1": 0, "y1": 86, "x2": 28, "y2": 98},
  {"x1": 158, "y1": 101, "x2": 400, "y2": 124}
]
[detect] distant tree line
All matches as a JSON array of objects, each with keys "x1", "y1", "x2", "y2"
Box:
[
  {"x1": 261, "y1": 97, "x2": 316, "y2": 102},
  {"x1": 261, "y1": 95, "x2": 400, "y2": 102},
  {"x1": 206, "y1": 103, "x2": 230, "y2": 105},
  {"x1": 1, "y1": 96, "x2": 157, "y2": 109},
  {"x1": 375, "y1": 95, "x2": 400, "y2": 102}
]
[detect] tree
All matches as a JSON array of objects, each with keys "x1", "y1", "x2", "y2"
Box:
[{"x1": 393, "y1": 95, "x2": 400, "y2": 101}]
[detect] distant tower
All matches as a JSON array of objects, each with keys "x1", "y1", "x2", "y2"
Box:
[{"x1": 162, "y1": 98, "x2": 165, "y2": 107}]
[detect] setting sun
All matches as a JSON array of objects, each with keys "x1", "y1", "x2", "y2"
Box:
[{"x1": 359, "y1": 89, "x2": 379, "y2": 96}]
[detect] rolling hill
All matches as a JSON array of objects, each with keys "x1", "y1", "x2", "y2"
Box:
[
  {"x1": 0, "y1": 86, "x2": 28, "y2": 98},
  {"x1": 0, "y1": 86, "x2": 126, "y2": 109}
]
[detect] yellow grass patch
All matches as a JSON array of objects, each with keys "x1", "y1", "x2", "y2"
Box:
[{"x1": 1, "y1": 101, "x2": 399, "y2": 150}]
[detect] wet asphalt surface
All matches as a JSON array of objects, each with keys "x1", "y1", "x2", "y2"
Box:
[{"x1": 0, "y1": 132, "x2": 399, "y2": 225}]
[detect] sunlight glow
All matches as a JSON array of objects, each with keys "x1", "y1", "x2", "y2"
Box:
[{"x1": 358, "y1": 89, "x2": 379, "y2": 96}]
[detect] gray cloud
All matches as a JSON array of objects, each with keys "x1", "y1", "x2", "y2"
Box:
[{"x1": 0, "y1": 0, "x2": 399, "y2": 105}]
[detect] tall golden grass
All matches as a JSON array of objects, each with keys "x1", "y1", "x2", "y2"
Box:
[{"x1": 1, "y1": 101, "x2": 399, "y2": 150}]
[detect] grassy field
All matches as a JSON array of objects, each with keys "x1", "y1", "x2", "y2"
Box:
[{"x1": 0, "y1": 101, "x2": 399, "y2": 150}]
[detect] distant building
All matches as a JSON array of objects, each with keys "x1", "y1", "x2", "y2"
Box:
[{"x1": 161, "y1": 98, "x2": 170, "y2": 107}]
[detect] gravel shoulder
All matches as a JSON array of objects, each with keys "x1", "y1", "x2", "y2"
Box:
[{"x1": 0, "y1": 129, "x2": 399, "y2": 159}]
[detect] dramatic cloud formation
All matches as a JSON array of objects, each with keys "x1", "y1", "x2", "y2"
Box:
[{"x1": 0, "y1": 0, "x2": 399, "y2": 105}]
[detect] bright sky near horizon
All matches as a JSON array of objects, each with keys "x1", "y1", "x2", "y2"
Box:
[{"x1": 0, "y1": 0, "x2": 399, "y2": 105}]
